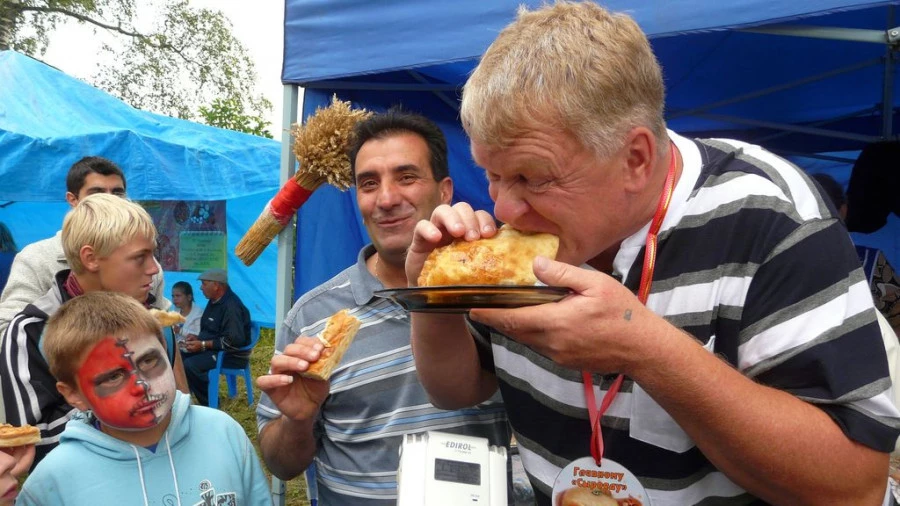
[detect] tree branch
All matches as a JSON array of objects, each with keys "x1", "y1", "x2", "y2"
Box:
[
  {"x1": 19, "y1": 5, "x2": 145, "y2": 39},
  {"x1": 19, "y1": 5, "x2": 203, "y2": 68}
]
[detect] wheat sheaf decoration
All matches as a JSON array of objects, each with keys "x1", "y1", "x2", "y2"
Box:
[{"x1": 235, "y1": 96, "x2": 372, "y2": 265}]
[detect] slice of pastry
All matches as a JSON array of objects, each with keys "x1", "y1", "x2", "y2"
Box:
[
  {"x1": 418, "y1": 225, "x2": 560, "y2": 286},
  {"x1": 150, "y1": 308, "x2": 187, "y2": 327},
  {"x1": 300, "y1": 309, "x2": 361, "y2": 381},
  {"x1": 0, "y1": 423, "x2": 40, "y2": 447}
]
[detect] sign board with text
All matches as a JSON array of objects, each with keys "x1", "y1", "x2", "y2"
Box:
[{"x1": 139, "y1": 200, "x2": 227, "y2": 272}]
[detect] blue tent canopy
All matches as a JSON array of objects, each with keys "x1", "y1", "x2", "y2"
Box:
[
  {"x1": 281, "y1": 1, "x2": 900, "y2": 301},
  {"x1": 284, "y1": 0, "x2": 899, "y2": 152},
  {"x1": 0, "y1": 51, "x2": 281, "y2": 326},
  {"x1": 283, "y1": 0, "x2": 896, "y2": 84}
]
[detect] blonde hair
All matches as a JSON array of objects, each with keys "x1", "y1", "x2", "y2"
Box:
[
  {"x1": 44, "y1": 291, "x2": 163, "y2": 387},
  {"x1": 62, "y1": 193, "x2": 157, "y2": 274},
  {"x1": 461, "y1": 1, "x2": 667, "y2": 160}
]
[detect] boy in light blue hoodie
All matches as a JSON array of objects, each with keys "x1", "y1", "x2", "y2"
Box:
[{"x1": 18, "y1": 292, "x2": 272, "y2": 506}]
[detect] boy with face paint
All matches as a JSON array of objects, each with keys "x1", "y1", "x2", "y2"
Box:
[
  {"x1": 18, "y1": 292, "x2": 272, "y2": 506},
  {"x1": 73, "y1": 333, "x2": 177, "y2": 436}
]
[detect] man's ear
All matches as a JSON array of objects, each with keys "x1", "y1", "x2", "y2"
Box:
[
  {"x1": 80, "y1": 245, "x2": 100, "y2": 273},
  {"x1": 65, "y1": 192, "x2": 79, "y2": 208},
  {"x1": 621, "y1": 127, "x2": 657, "y2": 194},
  {"x1": 438, "y1": 177, "x2": 453, "y2": 205},
  {"x1": 57, "y1": 382, "x2": 89, "y2": 412}
]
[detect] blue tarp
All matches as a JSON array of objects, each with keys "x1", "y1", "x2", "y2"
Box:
[
  {"x1": 0, "y1": 51, "x2": 281, "y2": 326},
  {"x1": 283, "y1": 0, "x2": 900, "y2": 297}
]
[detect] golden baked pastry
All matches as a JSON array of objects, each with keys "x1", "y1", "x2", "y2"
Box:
[
  {"x1": 300, "y1": 309, "x2": 362, "y2": 381},
  {"x1": 150, "y1": 309, "x2": 186, "y2": 327},
  {"x1": 418, "y1": 225, "x2": 559, "y2": 286},
  {"x1": 0, "y1": 423, "x2": 40, "y2": 447}
]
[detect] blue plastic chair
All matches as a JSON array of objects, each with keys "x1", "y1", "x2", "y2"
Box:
[{"x1": 208, "y1": 321, "x2": 260, "y2": 409}]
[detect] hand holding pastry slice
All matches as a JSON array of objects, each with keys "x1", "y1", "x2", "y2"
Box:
[
  {"x1": 0, "y1": 424, "x2": 37, "y2": 501},
  {"x1": 299, "y1": 309, "x2": 361, "y2": 381},
  {"x1": 256, "y1": 324, "x2": 346, "y2": 422}
]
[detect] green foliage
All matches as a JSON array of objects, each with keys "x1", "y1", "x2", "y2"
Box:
[
  {"x1": 199, "y1": 97, "x2": 273, "y2": 138},
  {"x1": 0, "y1": 0, "x2": 271, "y2": 132}
]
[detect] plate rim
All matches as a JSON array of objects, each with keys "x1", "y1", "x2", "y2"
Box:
[
  {"x1": 373, "y1": 285, "x2": 571, "y2": 313},
  {"x1": 373, "y1": 285, "x2": 571, "y2": 297}
]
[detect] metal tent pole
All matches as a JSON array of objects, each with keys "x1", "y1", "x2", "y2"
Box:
[
  {"x1": 270, "y1": 82, "x2": 300, "y2": 506},
  {"x1": 670, "y1": 21, "x2": 900, "y2": 145},
  {"x1": 668, "y1": 59, "x2": 881, "y2": 120},
  {"x1": 691, "y1": 112, "x2": 881, "y2": 143}
]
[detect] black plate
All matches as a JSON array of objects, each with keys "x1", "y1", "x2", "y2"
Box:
[{"x1": 374, "y1": 285, "x2": 571, "y2": 313}]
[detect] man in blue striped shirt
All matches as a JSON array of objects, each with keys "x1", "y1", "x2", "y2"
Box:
[
  {"x1": 256, "y1": 109, "x2": 510, "y2": 505},
  {"x1": 405, "y1": 3, "x2": 900, "y2": 505}
]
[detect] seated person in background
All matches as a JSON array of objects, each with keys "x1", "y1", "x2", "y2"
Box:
[
  {"x1": 170, "y1": 281, "x2": 203, "y2": 347},
  {"x1": 812, "y1": 172, "x2": 900, "y2": 335},
  {"x1": 18, "y1": 292, "x2": 271, "y2": 506},
  {"x1": 181, "y1": 268, "x2": 251, "y2": 407},
  {"x1": 0, "y1": 156, "x2": 169, "y2": 336},
  {"x1": 0, "y1": 194, "x2": 189, "y2": 467}
]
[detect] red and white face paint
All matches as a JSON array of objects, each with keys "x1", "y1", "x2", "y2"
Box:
[{"x1": 76, "y1": 333, "x2": 176, "y2": 430}]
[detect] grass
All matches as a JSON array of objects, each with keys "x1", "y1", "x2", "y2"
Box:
[{"x1": 216, "y1": 326, "x2": 310, "y2": 506}]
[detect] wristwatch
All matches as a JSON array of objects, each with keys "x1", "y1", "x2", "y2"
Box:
[{"x1": 201, "y1": 341, "x2": 207, "y2": 352}]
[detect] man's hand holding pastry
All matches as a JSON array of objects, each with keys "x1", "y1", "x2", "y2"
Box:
[
  {"x1": 469, "y1": 257, "x2": 679, "y2": 377},
  {"x1": 406, "y1": 202, "x2": 498, "y2": 286},
  {"x1": 257, "y1": 310, "x2": 359, "y2": 422},
  {"x1": 256, "y1": 337, "x2": 330, "y2": 422},
  {"x1": 408, "y1": 203, "x2": 683, "y2": 378}
]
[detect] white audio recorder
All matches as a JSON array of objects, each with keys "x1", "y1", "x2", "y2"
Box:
[{"x1": 397, "y1": 431, "x2": 508, "y2": 506}]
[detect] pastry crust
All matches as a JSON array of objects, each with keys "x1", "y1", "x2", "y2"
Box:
[
  {"x1": 0, "y1": 423, "x2": 40, "y2": 447},
  {"x1": 150, "y1": 309, "x2": 186, "y2": 327},
  {"x1": 300, "y1": 309, "x2": 361, "y2": 381},
  {"x1": 418, "y1": 225, "x2": 560, "y2": 286}
]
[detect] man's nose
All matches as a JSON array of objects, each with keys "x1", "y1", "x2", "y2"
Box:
[
  {"x1": 375, "y1": 181, "x2": 402, "y2": 208},
  {"x1": 493, "y1": 182, "x2": 529, "y2": 224}
]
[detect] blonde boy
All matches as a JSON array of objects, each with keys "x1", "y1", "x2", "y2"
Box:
[{"x1": 18, "y1": 292, "x2": 271, "y2": 506}]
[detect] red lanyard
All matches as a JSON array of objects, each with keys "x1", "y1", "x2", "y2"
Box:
[{"x1": 582, "y1": 142, "x2": 678, "y2": 465}]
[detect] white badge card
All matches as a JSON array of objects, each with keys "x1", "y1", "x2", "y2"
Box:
[{"x1": 552, "y1": 457, "x2": 651, "y2": 506}]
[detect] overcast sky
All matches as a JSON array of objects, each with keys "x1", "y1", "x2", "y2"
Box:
[{"x1": 40, "y1": 0, "x2": 287, "y2": 135}]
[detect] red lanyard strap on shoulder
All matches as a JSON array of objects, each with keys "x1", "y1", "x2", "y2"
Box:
[{"x1": 582, "y1": 142, "x2": 677, "y2": 465}]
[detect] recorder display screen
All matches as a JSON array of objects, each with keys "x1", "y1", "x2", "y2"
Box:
[{"x1": 434, "y1": 458, "x2": 481, "y2": 486}]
